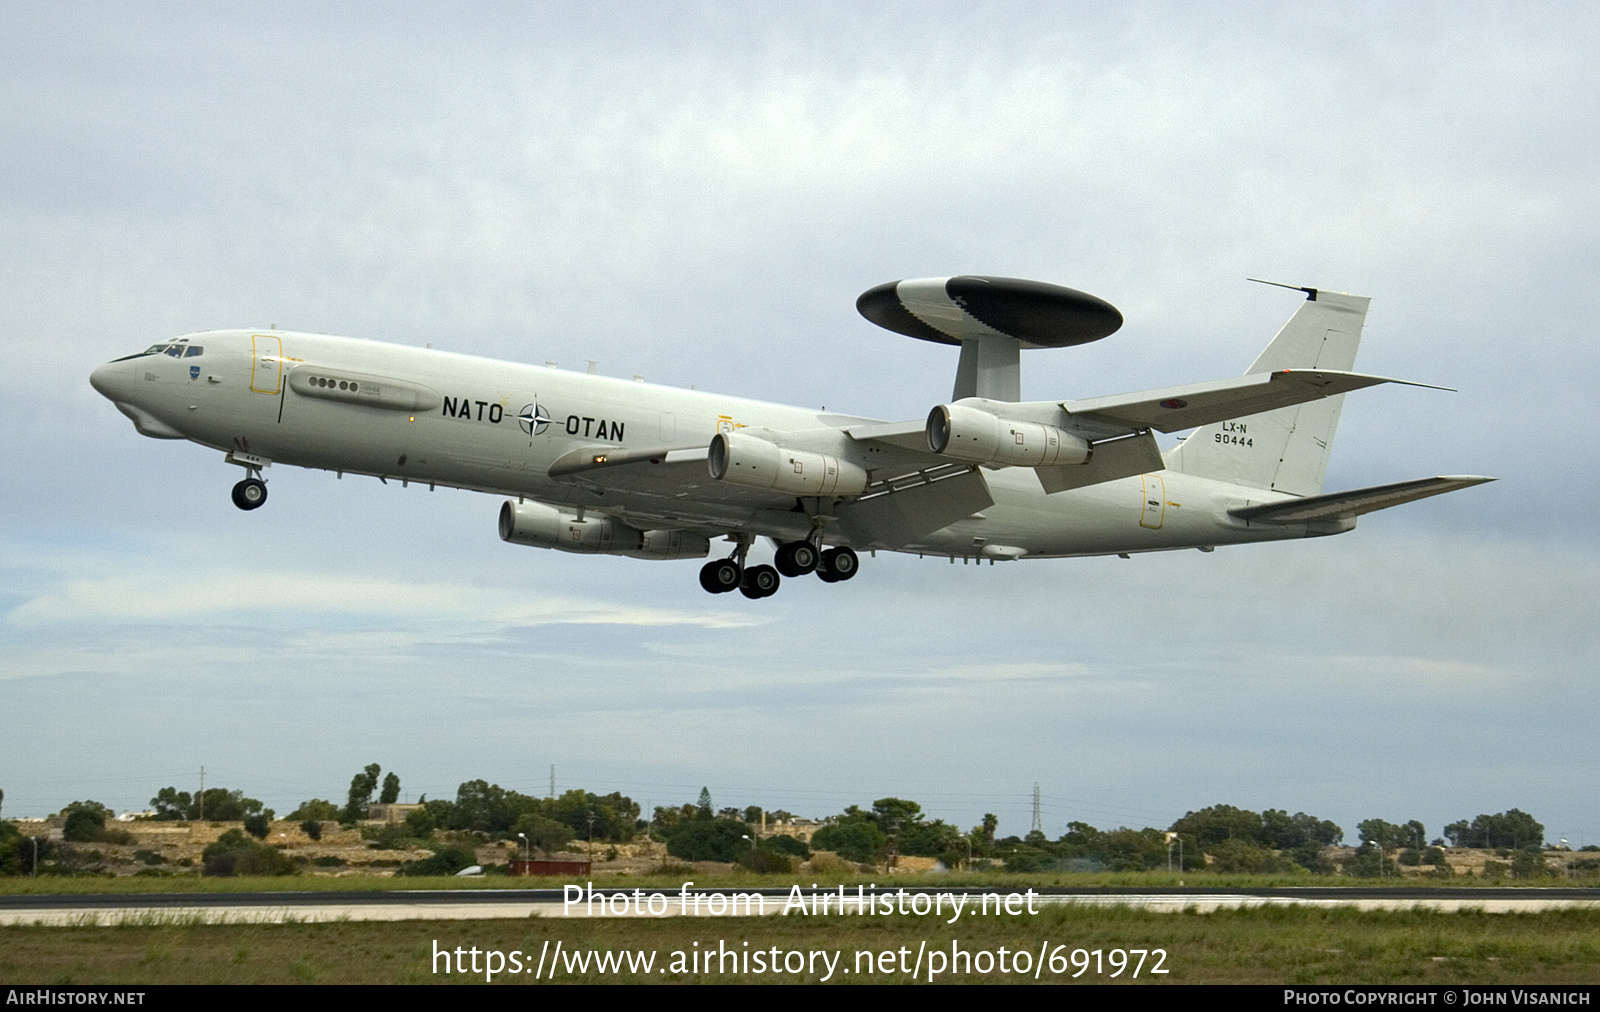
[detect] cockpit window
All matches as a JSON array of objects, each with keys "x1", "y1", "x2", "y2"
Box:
[{"x1": 123, "y1": 343, "x2": 204, "y2": 361}]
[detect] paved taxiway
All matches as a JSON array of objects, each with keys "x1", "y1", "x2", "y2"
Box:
[{"x1": 4, "y1": 887, "x2": 1598, "y2": 926}]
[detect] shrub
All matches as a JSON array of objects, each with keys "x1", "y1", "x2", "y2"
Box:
[
  {"x1": 63, "y1": 808, "x2": 107, "y2": 843},
  {"x1": 1512, "y1": 848, "x2": 1548, "y2": 879},
  {"x1": 666, "y1": 820, "x2": 751, "y2": 863},
  {"x1": 288, "y1": 799, "x2": 340, "y2": 822},
  {"x1": 737, "y1": 848, "x2": 794, "y2": 874},
  {"x1": 763, "y1": 834, "x2": 810, "y2": 859},
  {"x1": 202, "y1": 830, "x2": 296, "y2": 877},
  {"x1": 133, "y1": 849, "x2": 165, "y2": 866},
  {"x1": 313, "y1": 855, "x2": 346, "y2": 867},
  {"x1": 396, "y1": 846, "x2": 478, "y2": 877},
  {"x1": 300, "y1": 820, "x2": 322, "y2": 841},
  {"x1": 243, "y1": 813, "x2": 270, "y2": 839}
]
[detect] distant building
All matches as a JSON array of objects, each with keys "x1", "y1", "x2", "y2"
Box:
[
  {"x1": 366, "y1": 803, "x2": 424, "y2": 824},
  {"x1": 116, "y1": 810, "x2": 156, "y2": 822}
]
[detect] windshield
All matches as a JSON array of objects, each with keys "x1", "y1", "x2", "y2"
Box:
[{"x1": 126, "y1": 343, "x2": 204, "y2": 360}]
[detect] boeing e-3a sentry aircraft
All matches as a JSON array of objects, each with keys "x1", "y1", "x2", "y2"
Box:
[{"x1": 89, "y1": 277, "x2": 1491, "y2": 600}]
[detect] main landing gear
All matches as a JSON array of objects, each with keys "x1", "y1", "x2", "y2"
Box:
[{"x1": 698, "y1": 540, "x2": 858, "y2": 598}]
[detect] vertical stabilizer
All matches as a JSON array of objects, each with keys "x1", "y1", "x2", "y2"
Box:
[{"x1": 1164, "y1": 288, "x2": 1370, "y2": 496}]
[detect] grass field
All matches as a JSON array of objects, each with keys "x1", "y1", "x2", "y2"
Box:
[
  {"x1": 1, "y1": 869, "x2": 1594, "y2": 895},
  {"x1": 3, "y1": 905, "x2": 1599, "y2": 984}
]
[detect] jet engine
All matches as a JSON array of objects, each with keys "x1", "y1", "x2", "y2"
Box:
[
  {"x1": 926, "y1": 403, "x2": 1092, "y2": 467},
  {"x1": 498, "y1": 501, "x2": 708, "y2": 560},
  {"x1": 707, "y1": 432, "x2": 869, "y2": 497}
]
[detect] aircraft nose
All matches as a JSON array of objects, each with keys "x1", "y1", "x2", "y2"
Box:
[{"x1": 90, "y1": 358, "x2": 131, "y2": 400}]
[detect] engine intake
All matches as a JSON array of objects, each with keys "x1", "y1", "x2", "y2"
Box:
[
  {"x1": 707, "y1": 432, "x2": 868, "y2": 497},
  {"x1": 926, "y1": 403, "x2": 1092, "y2": 467}
]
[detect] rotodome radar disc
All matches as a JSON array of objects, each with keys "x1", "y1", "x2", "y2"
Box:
[{"x1": 856, "y1": 276, "x2": 1123, "y2": 349}]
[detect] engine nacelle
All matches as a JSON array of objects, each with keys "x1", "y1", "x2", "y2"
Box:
[
  {"x1": 629, "y1": 529, "x2": 711, "y2": 561},
  {"x1": 926, "y1": 403, "x2": 1092, "y2": 467},
  {"x1": 498, "y1": 501, "x2": 709, "y2": 560},
  {"x1": 498, "y1": 500, "x2": 643, "y2": 555},
  {"x1": 707, "y1": 432, "x2": 869, "y2": 497}
]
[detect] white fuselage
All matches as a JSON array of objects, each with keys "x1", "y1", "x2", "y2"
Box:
[{"x1": 90, "y1": 330, "x2": 1332, "y2": 561}]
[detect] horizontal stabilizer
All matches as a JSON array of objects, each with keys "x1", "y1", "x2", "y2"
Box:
[
  {"x1": 1229, "y1": 476, "x2": 1495, "y2": 525},
  {"x1": 1063, "y1": 369, "x2": 1451, "y2": 435}
]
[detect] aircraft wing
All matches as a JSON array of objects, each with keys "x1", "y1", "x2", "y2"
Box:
[
  {"x1": 1229, "y1": 475, "x2": 1495, "y2": 524},
  {"x1": 546, "y1": 444, "x2": 799, "y2": 517},
  {"x1": 1061, "y1": 369, "x2": 1451, "y2": 435}
]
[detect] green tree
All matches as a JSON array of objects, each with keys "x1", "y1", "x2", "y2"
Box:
[
  {"x1": 380, "y1": 772, "x2": 401, "y2": 805},
  {"x1": 1260, "y1": 810, "x2": 1344, "y2": 849},
  {"x1": 811, "y1": 821, "x2": 887, "y2": 863},
  {"x1": 448, "y1": 780, "x2": 543, "y2": 834},
  {"x1": 344, "y1": 764, "x2": 382, "y2": 823},
  {"x1": 150, "y1": 788, "x2": 193, "y2": 820},
  {"x1": 1169, "y1": 805, "x2": 1264, "y2": 848},
  {"x1": 547, "y1": 789, "x2": 639, "y2": 843},
  {"x1": 697, "y1": 787, "x2": 713, "y2": 819},
  {"x1": 1444, "y1": 810, "x2": 1544, "y2": 850},
  {"x1": 513, "y1": 813, "x2": 575, "y2": 855},
  {"x1": 299, "y1": 819, "x2": 322, "y2": 841},
  {"x1": 1357, "y1": 818, "x2": 1426, "y2": 850}
]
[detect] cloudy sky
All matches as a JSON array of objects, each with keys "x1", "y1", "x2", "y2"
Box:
[{"x1": 2, "y1": 3, "x2": 1596, "y2": 845}]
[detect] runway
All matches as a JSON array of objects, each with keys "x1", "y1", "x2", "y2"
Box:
[{"x1": 4, "y1": 886, "x2": 1598, "y2": 926}]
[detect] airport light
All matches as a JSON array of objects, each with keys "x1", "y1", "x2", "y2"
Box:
[{"x1": 517, "y1": 832, "x2": 529, "y2": 863}]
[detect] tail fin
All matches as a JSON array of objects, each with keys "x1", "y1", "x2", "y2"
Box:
[{"x1": 1163, "y1": 287, "x2": 1370, "y2": 496}]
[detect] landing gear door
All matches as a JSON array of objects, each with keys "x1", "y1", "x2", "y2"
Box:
[
  {"x1": 1139, "y1": 474, "x2": 1166, "y2": 529},
  {"x1": 250, "y1": 334, "x2": 283, "y2": 394}
]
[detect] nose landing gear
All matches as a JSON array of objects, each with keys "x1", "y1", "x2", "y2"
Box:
[
  {"x1": 225, "y1": 450, "x2": 272, "y2": 511},
  {"x1": 231, "y1": 476, "x2": 268, "y2": 510}
]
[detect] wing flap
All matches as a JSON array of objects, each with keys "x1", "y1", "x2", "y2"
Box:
[
  {"x1": 835, "y1": 468, "x2": 993, "y2": 548},
  {"x1": 1229, "y1": 475, "x2": 1495, "y2": 524},
  {"x1": 1035, "y1": 430, "x2": 1164, "y2": 494}
]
